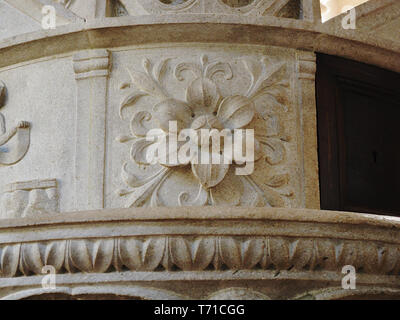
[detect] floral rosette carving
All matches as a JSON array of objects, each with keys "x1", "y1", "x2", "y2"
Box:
[{"x1": 117, "y1": 55, "x2": 292, "y2": 207}]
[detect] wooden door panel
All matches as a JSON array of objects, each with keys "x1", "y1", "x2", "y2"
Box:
[{"x1": 316, "y1": 54, "x2": 400, "y2": 216}]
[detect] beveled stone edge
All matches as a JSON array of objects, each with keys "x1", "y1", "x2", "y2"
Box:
[
  {"x1": 1, "y1": 271, "x2": 399, "y2": 300},
  {"x1": 0, "y1": 207, "x2": 399, "y2": 236},
  {"x1": 1, "y1": 270, "x2": 398, "y2": 289}
]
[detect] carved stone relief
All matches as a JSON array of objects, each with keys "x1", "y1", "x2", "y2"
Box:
[
  {"x1": 54, "y1": 0, "x2": 74, "y2": 8},
  {"x1": 120, "y1": 0, "x2": 302, "y2": 17},
  {"x1": 1, "y1": 234, "x2": 399, "y2": 277},
  {"x1": 0, "y1": 81, "x2": 30, "y2": 166},
  {"x1": 114, "y1": 49, "x2": 300, "y2": 208},
  {"x1": 0, "y1": 179, "x2": 59, "y2": 219},
  {"x1": 111, "y1": 0, "x2": 129, "y2": 16}
]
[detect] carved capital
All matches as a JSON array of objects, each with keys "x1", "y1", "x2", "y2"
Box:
[
  {"x1": 0, "y1": 179, "x2": 59, "y2": 219},
  {"x1": 73, "y1": 49, "x2": 111, "y2": 80},
  {"x1": 297, "y1": 51, "x2": 316, "y2": 80}
]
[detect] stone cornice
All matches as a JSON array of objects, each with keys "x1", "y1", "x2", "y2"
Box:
[
  {"x1": 0, "y1": 15, "x2": 400, "y2": 72},
  {"x1": 0, "y1": 207, "x2": 399, "y2": 231}
]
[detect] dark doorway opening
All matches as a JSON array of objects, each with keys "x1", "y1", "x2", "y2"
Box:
[{"x1": 316, "y1": 54, "x2": 400, "y2": 216}]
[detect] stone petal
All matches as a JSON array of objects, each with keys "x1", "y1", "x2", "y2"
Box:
[
  {"x1": 186, "y1": 78, "x2": 220, "y2": 113},
  {"x1": 158, "y1": 134, "x2": 185, "y2": 167},
  {"x1": 153, "y1": 98, "x2": 193, "y2": 133},
  {"x1": 210, "y1": 171, "x2": 243, "y2": 206},
  {"x1": 217, "y1": 95, "x2": 255, "y2": 129},
  {"x1": 191, "y1": 159, "x2": 230, "y2": 189}
]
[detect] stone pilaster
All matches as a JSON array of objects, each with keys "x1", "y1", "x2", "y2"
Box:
[
  {"x1": 296, "y1": 50, "x2": 320, "y2": 209},
  {"x1": 73, "y1": 49, "x2": 111, "y2": 210}
]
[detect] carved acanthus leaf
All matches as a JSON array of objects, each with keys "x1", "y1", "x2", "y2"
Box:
[{"x1": 1, "y1": 235, "x2": 399, "y2": 277}]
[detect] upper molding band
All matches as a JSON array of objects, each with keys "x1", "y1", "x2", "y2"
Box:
[{"x1": 0, "y1": 15, "x2": 399, "y2": 73}]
